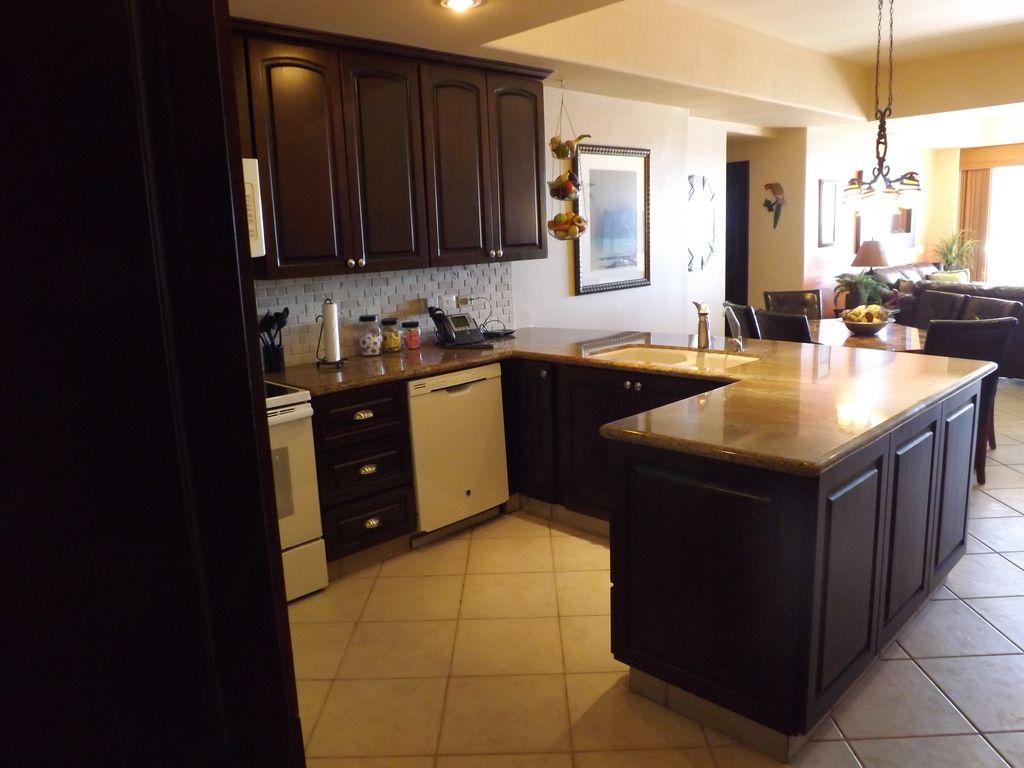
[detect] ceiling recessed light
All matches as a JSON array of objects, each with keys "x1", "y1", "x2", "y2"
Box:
[{"x1": 440, "y1": 0, "x2": 483, "y2": 11}]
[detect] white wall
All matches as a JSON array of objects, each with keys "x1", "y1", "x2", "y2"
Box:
[{"x1": 512, "y1": 89, "x2": 728, "y2": 336}]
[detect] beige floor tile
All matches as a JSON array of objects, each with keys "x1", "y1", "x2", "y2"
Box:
[
  {"x1": 831, "y1": 660, "x2": 974, "y2": 739},
  {"x1": 460, "y1": 572, "x2": 558, "y2": 618},
  {"x1": 437, "y1": 755, "x2": 570, "y2": 768},
  {"x1": 450, "y1": 617, "x2": 563, "y2": 675},
  {"x1": 438, "y1": 674, "x2": 571, "y2": 754},
  {"x1": 343, "y1": 562, "x2": 383, "y2": 579},
  {"x1": 305, "y1": 758, "x2": 434, "y2": 768},
  {"x1": 711, "y1": 741, "x2": 860, "y2": 767},
  {"x1": 896, "y1": 599, "x2": 1019, "y2": 658},
  {"x1": 378, "y1": 539, "x2": 469, "y2": 577},
  {"x1": 988, "y1": 489, "x2": 1024, "y2": 514},
  {"x1": 970, "y1": 516, "x2": 1024, "y2": 552},
  {"x1": 919, "y1": 655, "x2": 1024, "y2": 731},
  {"x1": 808, "y1": 717, "x2": 843, "y2": 741},
  {"x1": 968, "y1": 535, "x2": 996, "y2": 554},
  {"x1": 574, "y1": 747, "x2": 716, "y2": 767},
  {"x1": 703, "y1": 727, "x2": 737, "y2": 746},
  {"x1": 291, "y1": 622, "x2": 355, "y2": 680},
  {"x1": 967, "y1": 596, "x2": 1024, "y2": 648},
  {"x1": 976, "y1": 465, "x2": 1024, "y2": 490},
  {"x1": 931, "y1": 585, "x2": 959, "y2": 600},
  {"x1": 987, "y1": 732, "x2": 1024, "y2": 768},
  {"x1": 471, "y1": 511, "x2": 551, "y2": 539},
  {"x1": 360, "y1": 575, "x2": 463, "y2": 622},
  {"x1": 970, "y1": 491, "x2": 1022, "y2": 518},
  {"x1": 879, "y1": 641, "x2": 909, "y2": 659},
  {"x1": 850, "y1": 735, "x2": 1010, "y2": 768},
  {"x1": 560, "y1": 615, "x2": 626, "y2": 673},
  {"x1": 466, "y1": 537, "x2": 554, "y2": 573},
  {"x1": 1006, "y1": 552, "x2": 1024, "y2": 570},
  {"x1": 555, "y1": 570, "x2": 611, "y2": 616},
  {"x1": 288, "y1": 578, "x2": 374, "y2": 623},
  {"x1": 336, "y1": 621, "x2": 457, "y2": 679},
  {"x1": 566, "y1": 671, "x2": 705, "y2": 750},
  {"x1": 551, "y1": 534, "x2": 611, "y2": 571},
  {"x1": 946, "y1": 554, "x2": 1024, "y2": 598},
  {"x1": 306, "y1": 678, "x2": 446, "y2": 756},
  {"x1": 989, "y1": 444, "x2": 1024, "y2": 466},
  {"x1": 296, "y1": 680, "x2": 331, "y2": 746}
]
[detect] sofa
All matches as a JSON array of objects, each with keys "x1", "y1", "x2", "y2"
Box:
[{"x1": 870, "y1": 262, "x2": 1024, "y2": 378}]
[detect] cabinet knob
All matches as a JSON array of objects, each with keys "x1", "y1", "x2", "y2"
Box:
[
  {"x1": 634, "y1": 381, "x2": 643, "y2": 392},
  {"x1": 347, "y1": 258, "x2": 356, "y2": 268},
  {"x1": 363, "y1": 516, "x2": 381, "y2": 529},
  {"x1": 359, "y1": 463, "x2": 378, "y2": 476},
  {"x1": 539, "y1": 369, "x2": 548, "y2": 379},
  {"x1": 353, "y1": 409, "x2": 374, "y2": 421},
  {"x1": 489, "y1": 249, "x2": 496, "y2": 258},
  {"x1": 497, "y1": 249, "x2": 504, "y2": 258},
  {"x1": 623, "y1": 380, "x2": 632, "y2": 390},
  {"x1": 357, "y1": 258, "x2": 366, "y2": 268}
]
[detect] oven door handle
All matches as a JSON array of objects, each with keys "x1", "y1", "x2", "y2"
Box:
[{"x1": 267, "y1": 402, "x2": 314, "y2": 427}]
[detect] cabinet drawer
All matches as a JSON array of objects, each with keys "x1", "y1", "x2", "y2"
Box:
[
  {"x1": 314, "y1": 382, "x2": 407, "y2": 450},
  {"x1": 324, "y1": 486, "x2": 415, "y2": 560},
  {"x1": 318, "y1": 435, "x2": 411, "y2": 504}
]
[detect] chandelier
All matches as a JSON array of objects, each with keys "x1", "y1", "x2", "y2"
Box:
[{"x1": 844, "y1": 0, "x2": 920, "y2": 208}]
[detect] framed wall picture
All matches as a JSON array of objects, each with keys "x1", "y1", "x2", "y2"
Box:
[
  {"x1": 818, "y1": 179, "x2": 836, "y2": 247},
  {"x1": 572, "y1": 144, "x2": 651, "y2": 295}
]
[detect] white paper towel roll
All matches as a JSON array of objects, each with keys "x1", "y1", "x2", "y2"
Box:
[{"x1": 322, "y1": 300, "x2": 342, "y2": 363}]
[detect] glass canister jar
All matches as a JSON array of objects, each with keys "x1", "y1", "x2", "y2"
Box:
[
  {"x1": 401, "y1": 321, "x2": 421, "y2": 350},
  {"x1": 356, "y1": 314, "x2": 382, "y2": 356},
  {"x1": 382, "y1": 318, "x2": 402, "y2": 352}
]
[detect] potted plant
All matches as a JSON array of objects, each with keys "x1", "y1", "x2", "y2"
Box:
[
  {"x1": 932, "y1": 230, "x2": 978, "y2": 271},
  {"x1": 834, "y1": 271, "x2": 884, "y2": 308}
]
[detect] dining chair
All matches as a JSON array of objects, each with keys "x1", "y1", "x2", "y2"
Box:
[
  {"x1": 753, "y1": 309, "x2": 813, "y2": 343},
  {"x1": 763, "y1": 289, "x2": 822, "y2": 321},
  {"x1": 915, "y1": 290, "x2": 968, "y2": 330},
  {"x1": 723, "y1": 301, "x2": 761, "y2": 339},
  {"x1": 922, "y1": 317, "x2": 1018, "y2": 484}
]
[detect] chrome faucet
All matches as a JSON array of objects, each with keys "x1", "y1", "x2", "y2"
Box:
[{"x1": 693, "y1": 301, "x2": 710, "y2": 349}]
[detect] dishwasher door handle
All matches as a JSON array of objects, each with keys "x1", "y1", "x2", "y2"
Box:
[{"x1": 440, "y1": 377, "x2": 487, "y2": 395}]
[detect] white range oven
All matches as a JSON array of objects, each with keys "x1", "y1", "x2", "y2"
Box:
[{"x1": 265, "y1": 381, "x2": 328, "y2": 601}]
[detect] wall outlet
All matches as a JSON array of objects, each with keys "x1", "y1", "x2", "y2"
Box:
[{"x1": 457, "y1": 295, "x2": 472, "y2": 309}]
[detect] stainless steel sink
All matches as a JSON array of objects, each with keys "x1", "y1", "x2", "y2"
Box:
[{"x1": 588, "y1": 345, "x2": 758, "y2": 371}]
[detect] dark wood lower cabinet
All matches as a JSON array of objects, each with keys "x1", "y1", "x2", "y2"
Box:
[
  {"x1": 558, "y1": 364, "x2": 726, "y2": 519},
  {"x1": 609, "y1": 380, "x2": 981, "y2": 736},
  {"x1": 503, "y1": 359, "x2": 557, "y2": 501}
]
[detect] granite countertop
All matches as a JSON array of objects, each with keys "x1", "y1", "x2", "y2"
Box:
[{"x1": 267, "y1": 326, "x2": 993, "y2": 476}]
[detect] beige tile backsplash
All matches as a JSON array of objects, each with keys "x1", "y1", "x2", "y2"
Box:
[{"x1": 254, "y1": 263, "x2": 514, "y2": 365}]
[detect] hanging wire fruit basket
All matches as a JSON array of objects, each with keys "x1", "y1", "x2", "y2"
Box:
[{"x1": 546, "y1": 82, "x2": 589, "y2": 241}]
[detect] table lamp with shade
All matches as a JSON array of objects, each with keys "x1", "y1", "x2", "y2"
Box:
[{"x1": 853, "y1": 240, "x2": 888, "y2": 273}]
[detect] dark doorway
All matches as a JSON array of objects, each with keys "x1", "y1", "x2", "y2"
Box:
[{"x1": 725, "y1": 161, "x2": 750, "y2": 304}]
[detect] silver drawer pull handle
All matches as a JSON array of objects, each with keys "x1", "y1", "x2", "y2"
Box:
[
  {"x1": 359, "y1": 463, "x2": 378, "y2": 476},
  {"x1": 363, "y1": 517, "x2": 381, "y2": 529},
  {"x1": 353, "y1": 409, "x2": 374, "y2": 421}
]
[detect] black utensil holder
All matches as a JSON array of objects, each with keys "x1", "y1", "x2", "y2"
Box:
[{"x1": 263, "y1": 345, "x2": 285, "y2": 373}]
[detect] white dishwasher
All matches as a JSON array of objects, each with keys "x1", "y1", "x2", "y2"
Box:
[{"x1": 408, "y1": 363, "x2": 509, "y2": 533}]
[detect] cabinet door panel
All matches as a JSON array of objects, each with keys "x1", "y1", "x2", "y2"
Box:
[
  {"x1": 816, "y1": 456, "x2": 885, "y2": 699},
  {"x1": 879, "y1": 418, "x2": 938, "y2": 645},
  {"x1": 421, "y1": 64, "x2": 493, "y2": 266},
  {"x1": 504, "y1": 359, "x2": 556, "y2": 501},
  {"x1": 932, "y1": 388, "x2": 979, "y2": 585},
  {"x1": 488, "y1": 74, "x2": 546, "y2": 262},
  {"x1": 249, "y1": 40, "x2": 352, "y2": 275},
  {"x1": 340, "y1": 52, "x2": 428, "y2": 272}
]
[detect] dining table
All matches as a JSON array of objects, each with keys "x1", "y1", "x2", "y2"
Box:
[{"x1": 810, "y1": 317, "x2": 926, "y2": 352}]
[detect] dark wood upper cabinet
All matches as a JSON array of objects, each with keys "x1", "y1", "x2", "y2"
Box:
[
  {"x1": 232, "y1": 35, "x2": 254, "y2": 157},
  {"x1": 488, "y1": 74, "x2": 547, "y2": 262},
  {"x1": 248, "y1": 40, "x2": 354, "y2": 277},
  {"x1": 340, "y1": 52, "x2": 429, "y2": 272},
  {"x1": 420, "y1": 64, "x2": 495, "y2": 267}
]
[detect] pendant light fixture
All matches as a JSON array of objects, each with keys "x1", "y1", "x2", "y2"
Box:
[{"x1": 844, "y1": 0, "x2": 920, "y2": 208}]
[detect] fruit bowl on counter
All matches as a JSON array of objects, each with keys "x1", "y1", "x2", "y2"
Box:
[
  {"x1": 547, "y1": 212, "x2": 587, "y2": 240},
  {"x1": 841, "y1": 304, "x2": 894, "y2": 336}
]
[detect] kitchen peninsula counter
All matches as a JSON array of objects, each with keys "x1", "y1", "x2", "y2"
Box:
[{"x1": 269, "y1": 326, "x2": 992, "y2": 477}]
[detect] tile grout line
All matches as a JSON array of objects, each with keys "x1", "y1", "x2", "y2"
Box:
[{"x1": 431, "y1": 534, "x2": 472, "y2": 762}]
